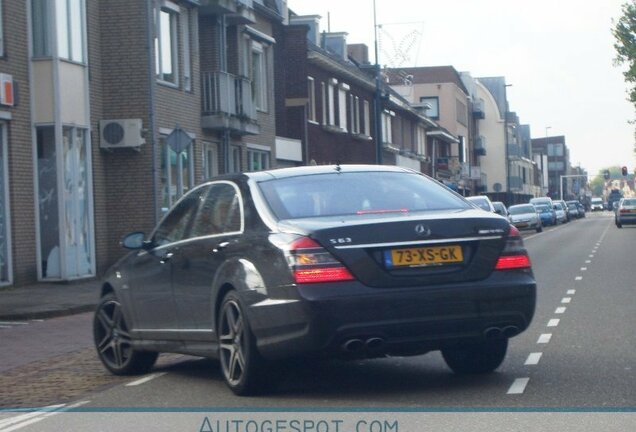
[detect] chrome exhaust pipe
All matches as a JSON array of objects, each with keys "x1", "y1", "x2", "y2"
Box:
[
  {"x1": 341, "y1": 339, "x2": 364, "y2": 353},
  {"x1": 502, "y1": 325, "x2": 520, "y2": 337},
  {"x1": 365, "y1": 337, "x2": 385, "y2": 351},
  {"x1": 484, "y1": 327, "x2": 503, "y2": 339}
]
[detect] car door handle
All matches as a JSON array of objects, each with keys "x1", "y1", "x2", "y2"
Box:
[
  {"x1": 160, "y1": 251, "x2": 174, "y2": 264},
  {"x1": 211, "y1": 242, "x2": 230, "y2": 254}
]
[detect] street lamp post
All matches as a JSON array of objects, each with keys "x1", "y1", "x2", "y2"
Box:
[{"x1": 373, "y1": 0, "x2": 383, "y2": 165}]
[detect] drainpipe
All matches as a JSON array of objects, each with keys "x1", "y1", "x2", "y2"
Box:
[{"x1": 146, "y1": 0, "x2": 159, "y2": 224}]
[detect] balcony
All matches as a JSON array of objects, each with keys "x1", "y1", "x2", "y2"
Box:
[
  {"x1": 474, "y1": 136, "x2": 487, "y2": 156},
  {"x1": 472, "y1": 99, "x2": 485, "y2": 119},
  {"x1": 507, "y1": 143, "x2": 522, "y2": 158},
  {"x1": 201, "y1": 71, "x2": 259, "y2": 136},
  {"x1": 199, "y1": 0, "x2": 255, "y2": 23}
]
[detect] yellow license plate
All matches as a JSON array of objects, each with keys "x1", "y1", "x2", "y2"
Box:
[{"x1": 386, "y1": 245, "x2": 463, "y2": 267}]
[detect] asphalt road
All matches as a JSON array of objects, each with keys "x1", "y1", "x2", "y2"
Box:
[{"x1": 1, "y1": 212, "x2": 634, "y2": 431}]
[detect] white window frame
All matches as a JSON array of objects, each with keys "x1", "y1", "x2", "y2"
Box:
[
  {"x1": 161, "y1": 133, "x2": 195, "y2": 211},
  {"x1": 251, "y1": 41, "x2": 268, "y2": 112},
  {"x1": 202, "y1": 142, "x2": 219, "y2": 180},
  {"x1": 56, "y1": 0, "x2": 86, "y2": 63},
  {"x1": 417, "y1": 125, "x2": 426, "y2": 156},
  {"x1": 382, "y1": 110, "x2": 394, "y2": 144},
  {"x1": 307, "y1": 76, "x2": 316, "y2": 123},
  {"x1": 229, "y1": 145, "x2": 242, "y2": 173},
  {"x1": 327, "y1": 79, "x2": 336, "y2": 126},
  {"x1": 337, "y1": 83, "x2": 349, "y2": 132},
  {"x1": 363, "y1": 100, "x2": 370, "y2": 136},
  {"x1": 181, "y1": 6, "x2": 192, "y2": 91},
  {"x1": 156, "y1": 1, "x2": 180, "y2": 86},
  {"x1": 246, "y1": 145, "x2": 271, "y2": 172},
  {"x1": 321, "y1": 81, "x2": 327, "y2": 125}
]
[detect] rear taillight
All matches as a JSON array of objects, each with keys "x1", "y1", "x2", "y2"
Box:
[
  {"x1": 287, "y1": 237, "x2": 355, "y2": 284},
  {"x1": 495, "y1": 225, "x2": 532, "y2": 270}
]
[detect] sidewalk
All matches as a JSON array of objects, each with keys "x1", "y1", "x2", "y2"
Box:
[{"x1": 0, "y1": 278, "x2": 101, "y2": 321}]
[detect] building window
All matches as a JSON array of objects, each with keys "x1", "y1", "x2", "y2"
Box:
[
  {"x1": 246, "y1": 147, "x2": 270, "y2": 172},
  {"x1": 251, "y1": 41, "x2": 267, "y2": 111},
  {"x1": 420, "y1": 96, "x2": 439, "y2": 119},
  {"x1": 417, "y1": 125, "x2": 426, "y2": 156},
  {"x1": 155, "y1": 3, "x2": 179, "y2": 85},
  {"x1": 229, "y1": 145, "x2": 242, "y2": 173},
  {"x1": 350, "y1": 95, "x2": 361, "y2": 134},
  {"x1": 320, "y1": 81, "x2": 326, "y2": 124},
  {"x1": 548, "y1": 161, "x2": 565, "y2": 170},
  {"x1": 363, "y1": 100, "x2": 370, "y2": 136},
  {"x1": 337, "y1": 83, "x2": 349, "y2": 131},
  {"x1": 0, "y1": 122, "x2": 11, "y2": 285},
  {"x1": 36, "y1": 125, "x2": 94, "y2": 280},
  {"x1": 307, "y1": 77, "x2": 316, "y2": 122},
  {"x1": 381, "y1": 110, "x2": 394, "y2": 144},
  {"x1": 456, "y1": 99, "x2": 467, "y2": 126},
  {"x1": 327, "y1": 79, "x2": 336, "y2": 126},
  {"x1": 31, "y1": 0, "x2": 85, "y2": 61},
  {"x1": 56, "y1": 0, "x2": 85, "y2": 62},
  {"x1": 548, "y1": 143, "x2": 564, "y2": 156},
  {"x1": 202, "y1": 142, "x2": 218, "y2": 180},
  {"x1": 160, "y1": 135, "x2": 194, "y2": 212},
  {"x1": 182, "y1": 7, "x2": 192, "y2": 91}
]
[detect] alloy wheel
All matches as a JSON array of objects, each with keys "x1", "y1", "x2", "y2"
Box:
[
  {"x1": 219, "y1": 299, "x2": 247, "y2": 386},
  {"x1": 94, "y1": 298, "x2": 133, "y2": 370}
]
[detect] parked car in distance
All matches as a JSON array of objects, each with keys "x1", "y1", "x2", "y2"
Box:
[
  {"x1": 566, "y1": 200, "x2": 585, "y2": 218},
  {"x1": 553, "y1": 202, "x2": 568, "y2": 224},
  {"x1": 529, "y1": 197, "x2": 554, "y2": 209},
  {"x1": 466, "y1": 195, "x2": 496, "y2": 212},
  {"x1": 576, "y1": 201, "x2": 586, "y2": 217},
  {"x1": 92, "y1": 165, "x2": 536, "y2": 396},
  {"x1": 590, "y1": 197, "x2": 604, "y2": 211},
  {"x1": 607, "y1": 189, "x2": 623, "y2": 211},
  {"x1": 492, "y1": 201, "x2": 509, "y2": 217},
  {"x1": 508, "y1": 204, "x2": 542, "y2": 233},
  {"x1": 615, "y1": 197, "x2": 636, "y2": 228},
  {"x1": 556, "y1": 200, "x2": 571, "y2": 222},
  {"x1": 533, "y1": 203, "x2": 557, "y2": 226}
]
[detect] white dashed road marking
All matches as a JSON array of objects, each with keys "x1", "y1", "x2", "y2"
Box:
[
  {"x1": 547, "y1": 319, "x2": 560, "y2": 327},
  {"x1": 555, "y1": 307, "x2": 566, "y2": 314},
  {"x1": 575, "y1": 276, "x2": 583, "y2": 281},
  {"x1": 537, "y1": 333, "x2": 552, "y2": 344},
  {"x1": 525, "y1": 353, "x2": 543, "y2": 365},
  {"x1": 561, "y1": 297, "x2": 572, "y2": 304},
  {"x1": 507, "y1": 378, "x2": 530, "y2": 395},
  {"x1": 567, "y1": 289, "x2": 576, "y2": 295},
  {"x1": 580, "y1": 267, "x2": 587, "y2": 271},
  {"x1": 125, "y1": 372, "x2": 167, "y2": 387}
]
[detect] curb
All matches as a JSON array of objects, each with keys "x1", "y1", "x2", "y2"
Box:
[{"x1": 0, "y1": 304, "x2": 97, "y2": 321}]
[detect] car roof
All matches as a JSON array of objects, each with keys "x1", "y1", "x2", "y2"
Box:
[{"x1": 246, "y1": 164, "x2": 414, "y2": 181}]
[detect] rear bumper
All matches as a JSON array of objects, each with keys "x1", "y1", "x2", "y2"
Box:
[{"x1": 247, "y1": 271, "x2": 536, "y2": 360}]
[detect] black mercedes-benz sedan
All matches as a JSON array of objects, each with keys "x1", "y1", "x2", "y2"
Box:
[{"x1": 93, "y1": 165, "x2": 536, "y2": 395}]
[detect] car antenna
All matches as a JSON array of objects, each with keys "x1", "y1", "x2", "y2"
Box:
[{"x1": 335, "y1": 162, "x2": 342, "y2": 173}]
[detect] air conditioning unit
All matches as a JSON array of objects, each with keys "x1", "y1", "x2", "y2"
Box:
[{"x1": 99, "y1": 119, "x2": 145, "y2": 149}]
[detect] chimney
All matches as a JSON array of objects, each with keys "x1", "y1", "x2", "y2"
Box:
[
  {"x1": 347, "y1": 44, "x2": 369, "y2": 65},
  {"x1": 289, "y1": 15, "x2": 321, "y2": 45},
  {"x1": 323, "y1": 32, "x2": 348, "y2": 61}
]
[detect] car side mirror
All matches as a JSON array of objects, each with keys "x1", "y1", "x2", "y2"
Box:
[{"x1": 121, "y1": 231, "x2": 147, "y2": 250}]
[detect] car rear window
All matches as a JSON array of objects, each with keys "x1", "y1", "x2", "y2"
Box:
[
  {"x1": 623, "y1": 198, "x2": 636, "y2": 206},
  {"x1": 258, "y1": 171, "x2": 471, "y2": 219},
  {"x1": 509, "y1": 205, "x2": 534, "y2": 215}
]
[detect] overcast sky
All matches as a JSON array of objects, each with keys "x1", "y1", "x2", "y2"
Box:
[{"x1": 289, "y1": 0, "x2": 635, "y2": 176}]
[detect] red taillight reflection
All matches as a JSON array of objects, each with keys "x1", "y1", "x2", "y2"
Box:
[
  {"x1": 288, "y1": 237, "x2": 355, "y2": 284},
  {"x1": 494, "y1": 224, "x2": 531, "y2": 270},
  {"x1": 495, "y1": 255, "x2": 531, "y2": 270}
]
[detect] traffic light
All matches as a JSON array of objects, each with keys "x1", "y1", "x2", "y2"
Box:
[
  {"x1": 622, "y1": 166, "x2": 628, "y2": 176},
  {"x1": 604, "y1": 170, "x2": 610, "y2": 180}
]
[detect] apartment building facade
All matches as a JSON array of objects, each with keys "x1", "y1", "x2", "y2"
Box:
[
  {"x1": 531, "y1": 135, "x2": 571, "y2": 199},
  {"x1": 1, "y1": 0, "x2": 284, "y2": 286}
]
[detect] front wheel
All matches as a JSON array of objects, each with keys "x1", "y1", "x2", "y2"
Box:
[
  {"x1": 93, "y1": 293, "x2": 158, "y2": 375},
  {"x1": 536, "y1": 224, "x2": 543, "y2": 233},
  {"x1": 218, "y1": 291, "x2": 270, "y2": 396},
  {"x1": 442, "y1": 338, "x2": 508, "y2": 374}
]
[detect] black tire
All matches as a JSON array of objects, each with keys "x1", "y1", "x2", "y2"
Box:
[
  {"x1": 617, "y1": 222, "x2": 622, "y2": 228},
  {"x1": 218, "y1": 291, "x2": 270, "y2": 396},
  {"x1": 536, "y1": 225, "x2": 543, "y2": 233},
  {"x1": 93, "y1": 292, "x2": 158, "y2": 375},
  {"x1": 442, "y1": 338, "x2": 508, "y2": 374}
]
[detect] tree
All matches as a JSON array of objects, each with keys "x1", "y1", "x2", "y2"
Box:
[
  {"x1": 612, "y1": 1, "x2": 636, "y2": 151},
  {"x1": 613, "y1": 1, "x2": 636, "y2": 104}
]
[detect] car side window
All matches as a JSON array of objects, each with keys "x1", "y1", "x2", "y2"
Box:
[
  {"x1": 189, "y1": 183, "x2": 242, "y2": 238},
  {"x1": 152, "y1": 187, "x2": 208, "y2": 246}
]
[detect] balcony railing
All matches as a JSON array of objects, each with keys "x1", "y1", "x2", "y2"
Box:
[{"x1": 201, "y1": 71, "x2": 259, "y2": 135}]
